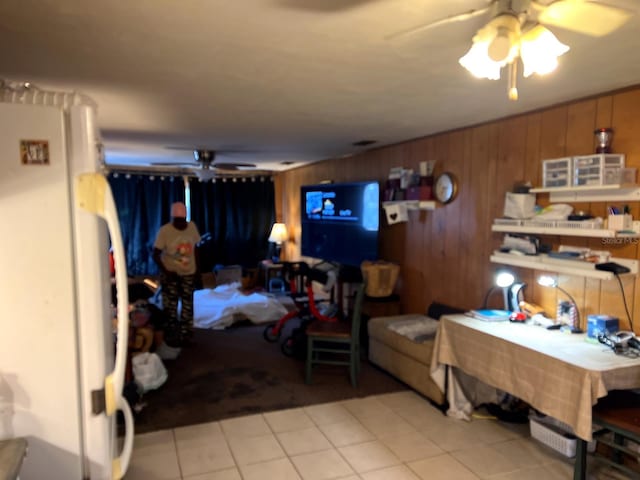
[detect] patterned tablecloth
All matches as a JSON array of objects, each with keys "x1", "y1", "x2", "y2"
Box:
[{"x1": 430, "y1": 314, "x2": 640, "y2": 440}]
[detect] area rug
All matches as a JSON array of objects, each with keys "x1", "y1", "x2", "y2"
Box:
[{"x1": 132, "y1": 320, "x2": 408, "y2": 434}]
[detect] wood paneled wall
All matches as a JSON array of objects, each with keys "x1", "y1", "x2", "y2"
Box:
[{"x1": 275, "y1": 86, "x2": 640, "y2": 333}]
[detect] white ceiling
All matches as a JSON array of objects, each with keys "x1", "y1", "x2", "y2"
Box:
[{"x1": 1, "y1": 0, "x2": 639, "y2": 173}]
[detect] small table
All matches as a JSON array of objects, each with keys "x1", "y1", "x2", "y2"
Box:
[{"x1": 259, "y1": 262, "x2": 283, "y2": 290}]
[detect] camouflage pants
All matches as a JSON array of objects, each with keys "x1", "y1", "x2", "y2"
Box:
[{"x1": 161, "y1": 272, "x2": 197, "y2": 339}]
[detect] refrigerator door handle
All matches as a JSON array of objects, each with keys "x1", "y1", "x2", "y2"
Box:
[
  {"x1": 76, "y1": 173, "x2": 130, "y2": 415},
  {"x1": 77, "y1": 173, "x2": 134, "y2": 478},
  {"x1": 112, "y1": 396, "x2": 134, "y2": 479}
]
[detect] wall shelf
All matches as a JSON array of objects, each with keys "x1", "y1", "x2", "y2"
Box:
[
  {"x1": 529, "y1": 184, "x2": 640, "y2": 202},
  {"x1": 491, "y1": 224, "x2": 639, "y2": 239},
  {"x1": 490, "y1": 252, "x2": 639, "y2": 280},
  {"x1": 382, "y1": 200, "x2": 436, "y2": 211}
]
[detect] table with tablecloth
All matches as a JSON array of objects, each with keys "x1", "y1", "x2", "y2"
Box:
[{"x1": 430, "y1": 314, "x2": 640, "y2": 441}]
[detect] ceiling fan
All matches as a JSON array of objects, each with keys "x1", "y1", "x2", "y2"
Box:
[
  {"x1": 387, "y1": 0, "x2": 634, "y2": 99},
  {"x1": 154, "y1": 148, "x2": 269, "y2": 180},
  {"x1": 388, "y1": 0, "x2": 633, "y2": 41}
]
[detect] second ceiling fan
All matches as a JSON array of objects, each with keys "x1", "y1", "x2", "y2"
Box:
[{"x1": 155, "y1": 148, "x2": 266, "y2": 180}]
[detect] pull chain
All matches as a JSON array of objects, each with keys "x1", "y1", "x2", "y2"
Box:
[{"x1": 508, "y1": 60, "x2": 518, "y2": 101}]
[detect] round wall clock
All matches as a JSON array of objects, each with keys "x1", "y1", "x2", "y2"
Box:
[{"x1": 434, "y1": 172, "x2": 458, "y2": 204}]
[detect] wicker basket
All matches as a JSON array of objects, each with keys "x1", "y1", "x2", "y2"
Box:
[{"x1": 361, "y1": 261, "x2": 399, "y2": 297}]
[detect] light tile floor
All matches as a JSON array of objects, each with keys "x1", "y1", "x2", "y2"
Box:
[{"x1": 123, "y1": 390, "x2": 629, "y2": 480}]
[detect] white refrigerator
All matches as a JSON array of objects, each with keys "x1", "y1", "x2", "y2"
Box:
[{"x1": 0, "y1": 83, "x2": 133, "y2": 479}]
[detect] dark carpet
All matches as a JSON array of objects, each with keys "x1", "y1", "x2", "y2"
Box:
[{"x1": 132, "y1": 320, "x2": 408, "y2": 434}]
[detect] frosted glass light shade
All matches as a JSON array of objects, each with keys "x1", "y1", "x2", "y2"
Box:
[
  {"x1": 520, "y1": 25, "x2": 569, "y2": 77},
  {"x1": 459, "y1": 41, "x2": 503, "y2": 80}
]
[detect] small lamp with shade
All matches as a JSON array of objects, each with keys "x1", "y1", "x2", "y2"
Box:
[{"x1": 268, "y1": 223, "x2": 288, "y2": 263}]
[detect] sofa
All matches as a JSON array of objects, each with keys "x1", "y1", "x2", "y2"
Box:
[{"x1": 367, "y1": 302, "x2": 465, "y2": 405}]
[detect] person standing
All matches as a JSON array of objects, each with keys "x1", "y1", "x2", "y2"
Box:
[{"x1": 153, "y1": 201, "x2": 201, "y2": 346}]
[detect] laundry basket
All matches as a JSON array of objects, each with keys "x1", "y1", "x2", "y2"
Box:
[{"x1": 361, "y1": 261, "x2": 399, "y2": 298}]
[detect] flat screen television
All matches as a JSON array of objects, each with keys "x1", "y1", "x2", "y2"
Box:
[{"x1": 300, "y1": 181, "x2": 379, "y2": 267}]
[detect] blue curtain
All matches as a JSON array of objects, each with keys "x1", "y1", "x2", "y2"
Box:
[
  {"x1": 108, "y1": 173, "x2": 275, "y2": 275},
  {"x1": 109, "y1": 174, "x2": 185, "y2": 276},
  {"x1": 189, "y1": 177, "x2": 275, "y2": 270}
]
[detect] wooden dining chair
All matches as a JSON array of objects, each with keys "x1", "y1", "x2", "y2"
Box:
[{"x1": 305, "y1": 282, "x2": 365, "y2": 387}]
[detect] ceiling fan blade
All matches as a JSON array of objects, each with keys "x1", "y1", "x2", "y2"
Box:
[
  {"x1": 213, "y1": 162, "x2": 257, "y2": 171},
  {"x1": 385, "y1": 5, "x2": 491, "y2": 41},
  {"x1": 165, "y1": 145, "x2": 266, "y2": 155},
  {"x1": 538, "y1": 0, "x2": 633, "y2": 37},
  {"x1": 149, "y1": 162, "x2": 199, "y2": 167},
  {"x1": 165, "y1": 146, "x2": 199, "y2": 151}
]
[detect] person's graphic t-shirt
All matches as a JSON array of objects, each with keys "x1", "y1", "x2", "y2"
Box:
[{"x1": 154, "y1": 222, "x2": 201, "y2": 275}]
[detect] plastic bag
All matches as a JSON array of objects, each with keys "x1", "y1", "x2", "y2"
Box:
[
  {"x1": 534, "y1": 203, "x2": 573, "y2": 221},
  {"x1": 131, "y1": 352, "x2": 168, "y2": 392},
  {"x1": 503, "y1": 192, "x2": 536, "y2": 219}
]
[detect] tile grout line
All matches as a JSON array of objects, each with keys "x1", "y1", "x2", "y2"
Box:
[
  {"x1": 169, "y1": 428, "x2": 184, "y2": 480},
  {"x1": 260, "y1": 411, "x2": 305, "y2": 480}
]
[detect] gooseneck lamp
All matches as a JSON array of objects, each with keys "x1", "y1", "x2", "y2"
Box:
[{"x1": 537, "y1": 275, "x2": 580, "y2": 328}]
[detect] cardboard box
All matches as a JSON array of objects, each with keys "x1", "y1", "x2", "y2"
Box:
[{"x1": 586, "y1": 314, "x2": 619, "y2": 340}]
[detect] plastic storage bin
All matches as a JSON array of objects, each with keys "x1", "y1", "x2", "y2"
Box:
[
  {"x1": 573, "y1": 154, "x2": 625, "y2": 186},
  {"x1": 529, "y1": 416, "x2": 597, "y2": 457},
  {"x1": 543, "y1": 157, "x2": 572, "y2": 187},
  {"x1": 603, "y1": 167, "x2": 636, "y2": 185}
]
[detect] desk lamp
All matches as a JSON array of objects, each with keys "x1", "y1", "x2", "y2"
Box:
[
  {"x1": 496, "y1": 270, "x2": 515, "y2": 311},
  {"x1": 268, "y1": 222, "x2": 288, "y2": 263},
  {"x1": 537, "y1": 275, "x2": 580, "y2": 330},
  {"x1": 508, "y1": 282, "x2": 527, "y2": 312},
  {"x1": 483, "y1": 270, "x2": 515, "y2": 310}
]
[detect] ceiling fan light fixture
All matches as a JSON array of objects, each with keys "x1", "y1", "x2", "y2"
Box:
[
  {"x1": 193, "y1": 149, "x2": 215, "y2": 164},
  {"x1": 460, "y1": 13, "x2": 520, "y2": 81},
  {"x1": 459, "y1": 41, "x2": 503, "y2": 80},
  {"x1": 486, "y1": 14, "x2": 520, "y2": 63},
  {"x1": 520, "y1": 25, "x2": 569, "y2": 77},
  {"x1": 488, "y1": 28, "x2": 517, "y2": 63},
  {"x1": 193, "y1": 168, "x2": 218, "y2": 181}
]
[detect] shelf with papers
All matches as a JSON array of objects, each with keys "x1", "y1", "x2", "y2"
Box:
[
  {"x1": 529, "y1": 184, "x2": 640, "y2": 202},
  {"x1": 490, "y1": 251, "x2": 638, "y2": 280},
  {"x1": 491, "y1": 223, "x2": 639, "y2": 238},
  {"x1": 382, "y1": 200, "x2": 436, "y2": 211}
]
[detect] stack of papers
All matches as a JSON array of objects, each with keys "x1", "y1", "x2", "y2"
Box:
[{"x1": 467, "y1": 309, "x2": 511, "y2": 322}]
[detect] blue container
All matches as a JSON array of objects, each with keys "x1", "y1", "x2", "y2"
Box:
[{"x1": 586, "y1": 314, "x2": 619, "y2": 340}]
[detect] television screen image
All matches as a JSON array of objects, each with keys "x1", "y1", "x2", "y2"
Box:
[{"x1": 301, "y1": 181, "x2": 379, "y2": 266}]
